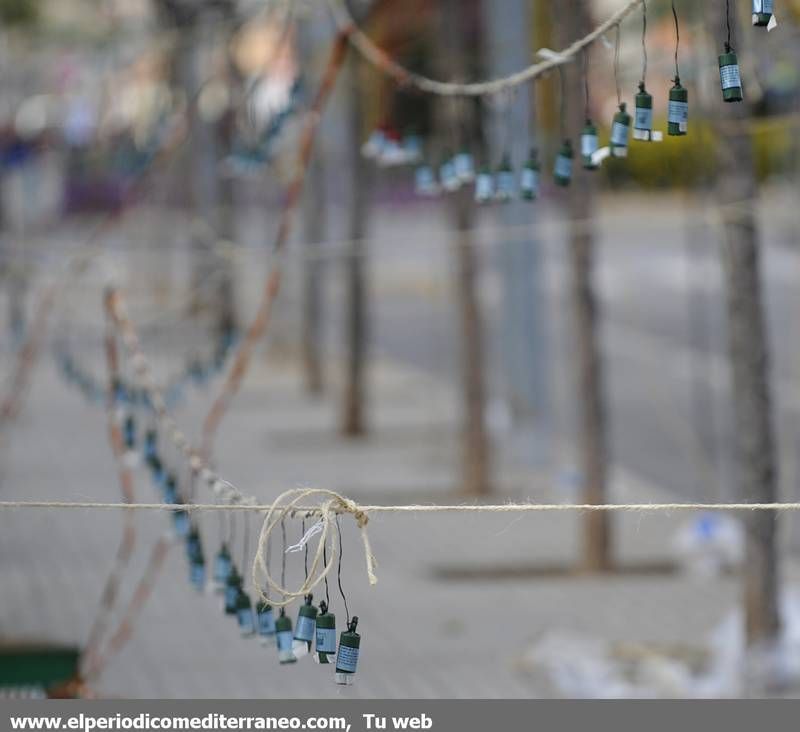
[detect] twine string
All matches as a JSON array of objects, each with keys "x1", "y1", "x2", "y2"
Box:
[{"x1": 252, "y1": 488, "x2": 377, "y2": 609}]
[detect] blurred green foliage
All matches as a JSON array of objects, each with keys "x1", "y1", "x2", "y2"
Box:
[
  {"x1": 0, "y1": 0, "x2": 38, "y2": 26},
  {"x1": 601, "y1": 116, "x2": 799, "y2": 189}
]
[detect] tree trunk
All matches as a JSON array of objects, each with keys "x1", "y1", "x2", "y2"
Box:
[
  {"x1": 452, "y1": 188, "x2": 491, "y2": 496},
  {"x1": 302, "y1": 145, "x2": 326, "y2": 396},
  {"x1": 437, "y1": 0, "x2": 491, "y2": 496},
  {"x1": 340, "y1": 54, "x2": 370, "y2": 437},
  {"x1": 706, "y1": 2, "x2": 781, "y2": 653},
  {"x1": 563, "y1": 0, "x2": 610, "y2": 571}
]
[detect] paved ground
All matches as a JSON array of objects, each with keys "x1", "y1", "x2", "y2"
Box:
[{"x1": 1, "y1": 190, "x2": 800, "y2": 698}]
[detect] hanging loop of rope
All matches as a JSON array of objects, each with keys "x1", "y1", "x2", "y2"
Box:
[{"x1": 252, "y1": 488, "x2": 377, "y2": 609}]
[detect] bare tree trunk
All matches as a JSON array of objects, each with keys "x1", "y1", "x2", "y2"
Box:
[
  {"x1": 340, "y1": 54, "x2": 370, "y2": 436},
  {"x1": 452, "y1": 188, "x2": 491, "y2": 496},
  {"x1": 297, "y1": 17, "x2": 327, "y2": 397},
  {"x1": 438, "y1": 0, "x2": 491, "y2": 496},
  {"x1": 213, "y1": 47, "x2": 241, "y2": 339},
  {"x1": 706, "y1": 3, "x2": 780, "y2": 652},
  {"x1": 563, "y1": 0, "x2": 610, "y2": 571},
  {"x1": 302, "y1": 145, "x2": 325, "y2": 396}
]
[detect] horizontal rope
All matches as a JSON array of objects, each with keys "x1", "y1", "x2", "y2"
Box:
[
  {"x1": 2, "y1": 500, "x2": 798, "y2": 513},
  {"x1": 328, "y1": 0, "x2": 644, "y2": 96}
]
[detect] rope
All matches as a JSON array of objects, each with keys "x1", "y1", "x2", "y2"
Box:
[
  {"x1": 3, "y1": 499, "x2": 800, "y2": 513},
  {"x1": 6, "y1": 494, "x2": 800, "y2": 603},
  {"x1": 327, "y1": 0, "x2": 645, "y2": 97},
  {"x1": 252, "y1": 488, "x2": 377, "y2": 609}
]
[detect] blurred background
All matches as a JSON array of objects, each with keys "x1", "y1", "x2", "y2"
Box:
[{"x1": 1, "y1": 0, "x2": 800, "y2": 699}]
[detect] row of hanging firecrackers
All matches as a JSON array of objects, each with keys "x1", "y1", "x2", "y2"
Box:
[
  {"x1": 211, "y1": 512, "x2": 362, "y2": 685},
  {"x1": 359, "y1": 0, "x2": 776, "y2": 199},
  {"x1": 121, "y1": 408, "x2": 364, "y2": 685},
  {"x1": 107, "y1": 335, "x2": 364, "y2": 686}
]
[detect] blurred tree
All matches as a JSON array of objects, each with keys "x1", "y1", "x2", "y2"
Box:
[
  {"x1": 436, "y1": 0, "x2": 491, "y2": 496},
  {"x1": 563, "y1": 0, "x2": 611, "y2": 571},
  {"x1": 705, "y1": 3, "x2": 781, "y2": 653},
  {"x1": 0, "y1": 0, "x2": 38, "y2": 26},
  {"x1": 340, "y1": 49, "x2": 372, "y2": 436},
  {"x1": 297, "y1": 19, "x2": 327, "y2": 398},
  {"x1": 155, "y1": 0, "x2": 239, "y2": 339}
]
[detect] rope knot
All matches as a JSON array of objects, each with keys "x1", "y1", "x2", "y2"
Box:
[
  {"x1": 252, "y1": 488, "x2": 378, "y2": 610},
  {"x1": 336, "y1": 496, "x2": 369, "y2": 528}
]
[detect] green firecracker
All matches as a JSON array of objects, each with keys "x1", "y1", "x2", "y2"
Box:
[
  {"x1": 335, "y1": 617, "x2": 361, "y2": 685},
  {"x1": 519, "y1": 148, "x2": 540, "y2": 200},
  {"x1": 294, "y1": 594, "x2": 318, "y2": 645},
  {"x1": 553, "y1": 140, "x2": 573, "y2": 187},
  {"x1": 224, "y1": 566, "x2": 240, "y2": 615},
  {"x1": 752, "y1": 0, "x2": 773, "y2": 27},
  {"x1": 667, "y1": 79, "x2": 688, "y2": 136},
  {"x1": 315, "y1": 601, "x2": 336, "y2": 664},
  {"x1": 633, "y1": 83, "x2": 654, "y2": 141},
  {"x1": 718, "y1": 46, "x2": 743, "y2": 103},
  {"x1": 494, "y1": 153, "x2": 515, "y2": 202},
  {"x1": 581, "y1": 120, "x2": 599, "y2": 170},
  {"x1": 275, "y1": 610, "x2": 297, "y2": 664},
  {"x1": 610, "y1": 103, "x2": 631, "y2": 158}
]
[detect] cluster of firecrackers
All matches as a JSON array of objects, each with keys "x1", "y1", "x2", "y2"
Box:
[
  {"x1": 54, "y1": 325, "x2": 238, "y2": 410},
  {"x1": 102, "y1": 305, "x2": 363, "y2": 685},
  {"x1": 357, "y1": 0, "x2": 775, "y2": 201}
]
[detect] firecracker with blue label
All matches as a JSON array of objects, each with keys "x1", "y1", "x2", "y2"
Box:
[
  {"x1": 667, "y1": 78, "x2": 688, "y2": 136},
  {"x1": 189, "y1": 546, "x2": 206, "y2": 592},
  {"x1": 553, "y1": 140, "x2": 573, "y2": 187},
  {"x1": 335, "y1": 617, "x2": 361, "y2": 685},
  {"x1": 610, "y1": 103, "x2": 631, "y2": 158},
  {"x1": 294, "y1": 594, "x2": 318, "y2": 646},
  {"x1": 414, "y1": 164, "x2": 439, "y2": 197},
  {"x1": 454, "y1": 149, "x2": 474, "y2": 184},
  {"x1": 257, "y1": 599, "x2": 276, "y2": 641},
  {"x1": 519, "y1": 148, "x2": 540, "y2": 200},
  {"x1": 237, "y1": 590, "x2": 256, "y2": 637},
  {"x1": 224, "y1": 565, "x2": 241, "y2": 615},
  {"x1": 718, "y1": 45, "x2": 743, "y2": 102},
  {"x1": 632, "y1": 83, "x2": 654, "y2": 141},
  {"x1": 752, "y1": 0, "x2": 773, "y2": 26},
  {"x1": 581, "y1": 120, "x2": 599, "y2": 169},
  {"x1": 315, "y1": 601, "x2": 336, "y2": 664},
  {"x1": 474, "y1": 163, "x2": 494, "y2": 203},
  {"x1": 493, "y1": 154, "x2": 515, "y2": 202},
  {"x1": 439, "y1": 153, "x2": 459, "y2": 192},
  {"x1": 213, "y1": 543, "x2": 232, "y2": 590},
  {"x1": 276, "y1": 610, "x2": 297, "y2": 664}
]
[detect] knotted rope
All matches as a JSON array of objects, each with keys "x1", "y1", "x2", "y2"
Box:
[{"x1": 252, "y1": 488, "x2": 377, "y2": 608}]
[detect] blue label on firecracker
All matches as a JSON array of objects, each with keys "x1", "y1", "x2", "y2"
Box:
[
  {"x1": 190, "y1": 564, "x2": 205, "y2": 591},
  {"x1": 581, "y1": 134, "x2": 599, "y2": 157},
  {"x1": 258, "y1": 609, "x2": 276, "y2": 635},
  {"x1": 336, "y1": 644, "x2": 359, "y2": 673},
  {"x1": 295, "y1": 615, "x2": 316, "y2": 642},
  {"x1": 554, "y1": 154, "x2": 572, "y2": 181},
  {"x1": 214, "y1": 556, "x2": 231, "y2": 583},
  {"x1": 611, "y1": 122, "x2": 629, "y2": 146},
  {"x1": 474, "y1": 174, "x2": 494, "y2": 201},
  {"x1": 238, "y1": 608, "x2": 254, "y2": 632},
  {"x1": 720, "y1": 65, "x2": 741, "y2": 90},
  {"x1": 454, "y1": 153, "x2": 474, "y2": 179},
  {"x1": 754, "y1": 0, "x2": 773, "y2": 13},
  {"x1": 225, "y1": 585, "x2": 238, "y2": 608},
  {"x1": 634, "y1": 107, "x2": 652, "y2": 131},
  {"x1": 668, "y1": 101, "x2": 689, "y2": 126},
  {"x1": 496, "y1": 172, "x2": 514, "y2": 196},
  {"x1": 520, "y1": 168, "x2": 539, "y2": 194},
  {"x1": 276, "y1": 630, "x2": 293, "y2": 652},
  {"x1": 316, "y1": 627, "x2": 337, "y2": 654}
]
